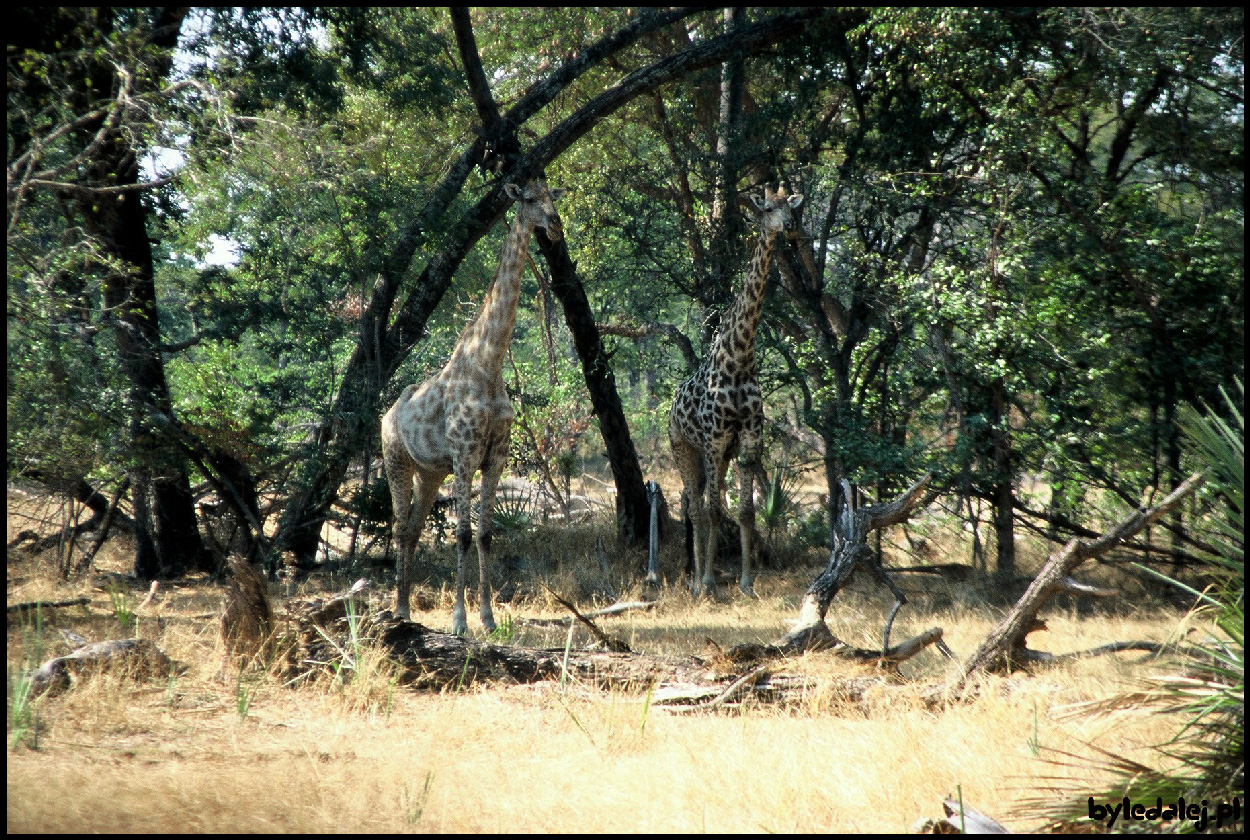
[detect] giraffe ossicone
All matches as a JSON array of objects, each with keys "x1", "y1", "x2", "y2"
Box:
[
  {"x1": 668, "y1": 185, "x2": 804, "y2": 599},
  {"x1": 382, "y1": 178, "x2": 564, "y2": 635}
]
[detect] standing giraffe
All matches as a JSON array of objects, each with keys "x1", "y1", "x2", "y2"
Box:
[
  {"x1": 382, "y1": 178, "x2": 565, "y2": 634},
  {"x1": 669, "y1": 185, "x2": 803, "y2": 598}
]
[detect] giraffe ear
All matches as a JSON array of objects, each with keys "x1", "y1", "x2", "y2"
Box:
[
  {"x1": 787, "y1": 194, "x2": 805, "y2": 209},
  {"x1": 741, "y1": 194, "x2": 766, "y2": 212},
  {"x1": 504, "y1": 183, "x2": 524, "y2": 201},
  {"x1": 549, "y1": 188, "x2": 566, "y2": 202}
]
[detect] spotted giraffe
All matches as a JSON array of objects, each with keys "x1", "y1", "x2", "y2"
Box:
[
  {"x1": 382, "y1": 179, "x2": 565, "y2": 634},
  {"x1": 669, "y1": 185, "x2": 803, "y2": 598}
]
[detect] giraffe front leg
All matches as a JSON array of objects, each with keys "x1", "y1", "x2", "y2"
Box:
[
  {"x1": 704, "y1": 455, "x2": 726, "y2": 598},
  {"x1": 475, "y1": 447, "x2": 506, "y2": 634},
  {"x1": 400, "y1": 470, "x2": 445, "y2": 617},
  {"x1": 737, "y1": 451, "x2": 761, "y2": 599},
  {"x1": 451, "y1": 469, "x2": 473, "y2": 636},
  {"x1": 738, "y1": 417, "x2": 763, "y2": 598}
]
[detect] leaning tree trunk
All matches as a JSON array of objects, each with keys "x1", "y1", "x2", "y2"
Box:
[
  {"x1": 955, "y1": 471, "x2": 1205, "y2": 689},
  {"x1": 535, "y1": 230, "x2": 651, "y2": 547}
]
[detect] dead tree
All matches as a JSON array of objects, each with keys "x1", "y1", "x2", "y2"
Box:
[
  {"x1": 778, "y1": 474, "x2": 947, "y2": 658},
  {"x1": 955, "y1": 472, "x2": 1205, "y2": 688}
]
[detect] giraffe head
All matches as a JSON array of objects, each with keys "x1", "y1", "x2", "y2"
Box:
[
  {"x1": 504, "y1": 179, "x2": 566, "y2": 242},
  {"x1": 742, "y1": 186, "x2": 804, "y2": 241}
]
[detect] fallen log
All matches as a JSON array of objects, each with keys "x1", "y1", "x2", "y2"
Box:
[
  {"x1": 371, "y1": 614, "x2": 706, "y2": 689},
  {"x1": 29, "y1": 637, "x2": 179, "y2": 697},
  {"x1": 721, "y1": 625, "x2": 954, "y2": 669},
  {"x1": 657, "y1": 664, "x2": 772, "y2": 711},
  {"x1": 954, "y1": 472, "x2": 1205, "y2": 689},
  {"x1": 8, "y1": 597, "x2": 91, "y2": 620},
  {"x1": 516, "y1": 600, "x2": 658, "y2": 628}
]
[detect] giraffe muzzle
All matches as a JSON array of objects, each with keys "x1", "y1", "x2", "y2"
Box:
[{"x1": 542, "y1": 219, "x2": 565, "y2": 242}]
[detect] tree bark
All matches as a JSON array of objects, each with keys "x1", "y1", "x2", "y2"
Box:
[
  {"x1": 989, "y1": 378, "x2": 1016, "y2": 576},
  {"x1": 536, "y1": 231, "x2": 651, "y2": 546}
]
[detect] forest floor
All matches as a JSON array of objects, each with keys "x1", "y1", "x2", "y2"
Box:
[{"x1": 6, "y1": 484, "x2": 1202, "y2": 833}]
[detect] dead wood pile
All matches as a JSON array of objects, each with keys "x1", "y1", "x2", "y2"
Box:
[{"x1": 211, "y1": 471, "x2": 1207, "y2": 709}]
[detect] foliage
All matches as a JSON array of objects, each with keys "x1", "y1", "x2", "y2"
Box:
[
  {"x1": 7, "y1": 8, "x2": 1243, "y2": 580},
  {"x1": 760, "y1": 466, "x2": 800, "y2": 543},
  {"x1": 106, "y1": 583, "x2": 136, "y2": 636},
  {"x1": 7, "y1": 608, "x2": 45, "y2": 751},
  {"x1": 1025, "y1": 382, "x2": 1244, "y2": 830}
]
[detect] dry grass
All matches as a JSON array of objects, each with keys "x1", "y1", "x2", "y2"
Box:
[{"x1": 7, "y1": 489, "x2": 1197, "y2": 833}]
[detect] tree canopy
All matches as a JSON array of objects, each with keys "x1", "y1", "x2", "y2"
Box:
[{"x1": 7, "y1": 7, "x2": 1243, "y2": 580}]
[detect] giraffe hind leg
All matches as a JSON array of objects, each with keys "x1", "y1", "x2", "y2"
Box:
[
  {"x1": 671, "y1": 434, "x2": 708, "y2": 598},
  {"x1": 737, "y1": 459, "x2": 759, "y2": 598},
  {"x1": 450, "y1": 467, "x2": 473, "y2": 636},
  {"x1": 385, "y1": 447, "x2": 418, "y2": 620},
  {"x1": 475, "y1": 448, "x2": 507, "y2": 634}
]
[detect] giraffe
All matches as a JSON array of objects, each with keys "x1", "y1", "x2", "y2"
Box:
[
  {"x1": 382, "y1": 178, "x2": 564, "y2": 634},
  {"x1": 669, "y1": 185, "x2": 804, "y2": 598}
]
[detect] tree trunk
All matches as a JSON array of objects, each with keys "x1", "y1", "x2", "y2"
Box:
[
  {"x1": 63, "y1": 7, "x2": 210, "y2": 579},
  {"x1": 988, "y1": 379, "x2": 1016, "y2": 576},
  {"x1": 536, "y1": 231, "x2": 651, "y2": 547}
]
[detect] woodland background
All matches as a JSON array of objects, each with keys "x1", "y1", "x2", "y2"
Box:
[{"x1": 7, "y1": 7, "x2": 1244, "y2": 585}]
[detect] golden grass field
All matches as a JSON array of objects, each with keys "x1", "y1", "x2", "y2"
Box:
[{"x1": 7, "y1": 485, "x2": 1203, "y2": 833}]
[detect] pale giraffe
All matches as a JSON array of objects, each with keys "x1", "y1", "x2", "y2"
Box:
[
  {"x1": 382, "y1": 178, "x2": 565, "y2": 634},
  {"x1": 669, "y1": 185, "x2": 803, "y2": 598}
]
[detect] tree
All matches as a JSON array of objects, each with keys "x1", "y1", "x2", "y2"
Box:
[{"x1": 8, "y1": 7, "x2": 212, "y2": 577}]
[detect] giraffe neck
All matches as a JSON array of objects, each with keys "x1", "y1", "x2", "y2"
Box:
[
  {"x1": 713, "y1": 228, "x2": 777, "y2": 365},
  {"x1": 448, "y1": 217, "x2": 534, "y2": 377}
]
